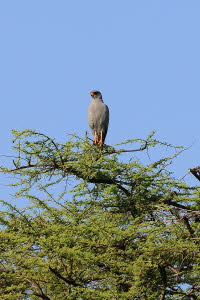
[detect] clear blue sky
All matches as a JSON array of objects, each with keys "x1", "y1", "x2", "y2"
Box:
[{"x1": 0, "y1": 0, "x2": 200, "y2": 197}]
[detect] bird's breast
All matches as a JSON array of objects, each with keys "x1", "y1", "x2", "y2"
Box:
[{"x1": 88, "y1": 101, "x2": 108, "y2": 131}]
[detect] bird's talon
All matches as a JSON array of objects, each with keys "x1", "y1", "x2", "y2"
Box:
[
  {"x1": 98, "y1": 140, "x2": 103, "y2": 147},
  {"x1": 93, "y1": 137, "x2": 98, "y2": 145}
]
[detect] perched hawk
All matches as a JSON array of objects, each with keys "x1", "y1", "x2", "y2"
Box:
[{"x1": 88, "y1": 91, "x2": 109, "y2": 146}]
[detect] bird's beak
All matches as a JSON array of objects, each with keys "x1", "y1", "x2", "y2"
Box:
[{"x1": 90, "y1": 92, "x2": 94, "y2": 97}]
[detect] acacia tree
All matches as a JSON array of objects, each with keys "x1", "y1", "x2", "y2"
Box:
[{"x1": 0, "y1": 130, "x2": 199, "y2": 300}]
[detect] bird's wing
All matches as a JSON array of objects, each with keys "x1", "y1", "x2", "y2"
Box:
[
  {"x1": 104, "y1": 104, "x2": 109, "y2": 131},
  {"x1": 88, "y1": 102, "x2": 95, "y2": 130},
  {"x1": 102, "y1": 104, "x2": 109, "y2": 142}
]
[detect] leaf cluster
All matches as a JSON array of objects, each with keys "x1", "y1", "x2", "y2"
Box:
[{"x1": 0, "y1": 130, "x2": 199, "y2": 299}]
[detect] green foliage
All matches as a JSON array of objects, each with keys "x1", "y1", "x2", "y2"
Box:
[{"x1": 0, "y1": 130, "x2": 199, "y2": 299}]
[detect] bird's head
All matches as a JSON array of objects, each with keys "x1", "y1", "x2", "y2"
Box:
[{"x1": 90, "y1": 90, "x2": 102, "y2": 99}]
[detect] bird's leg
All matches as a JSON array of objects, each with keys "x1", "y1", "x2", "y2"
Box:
[
  {"x1": 98, "y1": 131, "x2": 103, "y2": 147},
  {"x1": 93, "y1": 131, "x2": 98, "y2": 145}
]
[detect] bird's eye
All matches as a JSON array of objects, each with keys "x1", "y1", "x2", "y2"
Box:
[{"x1": 90, "y1": 91, "x2": 100, "y2": 97}]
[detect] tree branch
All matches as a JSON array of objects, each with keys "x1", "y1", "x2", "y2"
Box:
[
  {"x1": 168, "y1": 286, "x2": 198, "y2": 299},
  {"x1": 49, "y1": 266, "x2": 80, "y2": 287},
  {"x1": 103, "y1": 142, "x2": 148, "y2": 155},
  {"x1": 163, "y1": 199, "x2": 192, "y2": 210},
  {"x1": 190, "y1": 165, "x2": 200, "y2": 181},
  {"x1": 182, "y1": 216, "x2": 195, "y2": 236},
  {"x1": 158, "y1": 265, "x2": 167, "y2": 300},
  {"x1": 26, "y1": 279, "x2": 51, "y2": 300},
  {"x1": 165, "y1": 264, "x2": 179, "y2": 275},
  {"x1": 8, "y1": 160, "x2": 131, "y2": 196}
]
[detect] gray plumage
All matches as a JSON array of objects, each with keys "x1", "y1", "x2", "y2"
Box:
[{"x1": 88, "y1": 90, "x2": 109, "y2": 146}]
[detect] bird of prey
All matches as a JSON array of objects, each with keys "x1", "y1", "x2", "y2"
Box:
[{"x1": 88, "y1": 90, "x2": 109, "y2": 146}]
